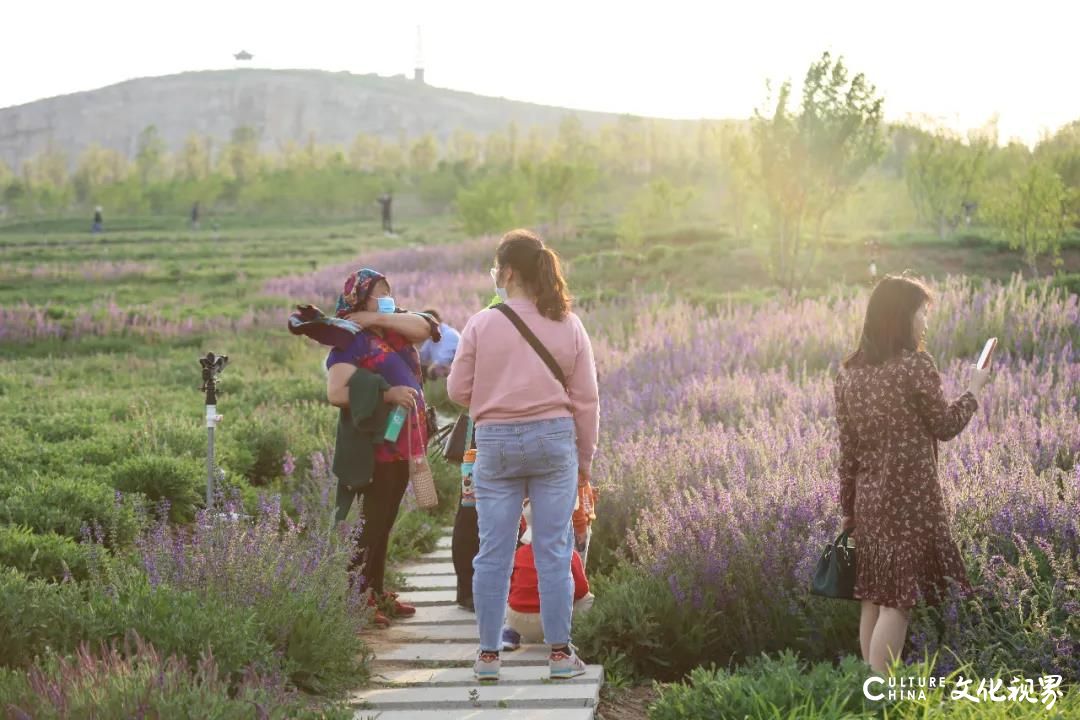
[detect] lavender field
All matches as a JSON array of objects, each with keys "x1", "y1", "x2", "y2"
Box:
[
  {"x1": 2, "y1": 229, "x2": 1079, "y2": 717},
  {"x1": 267, "y1": 239, "x2": 1080, "y2": 685}
]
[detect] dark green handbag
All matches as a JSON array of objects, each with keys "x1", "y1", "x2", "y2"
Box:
[{"x1": 810, "y1": 529, "x2": 856, "y2": 599}]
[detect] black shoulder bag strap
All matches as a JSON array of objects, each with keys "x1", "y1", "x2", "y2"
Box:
[{"x1": 492, "y1": 303, "x2": 568, "y2": 393}]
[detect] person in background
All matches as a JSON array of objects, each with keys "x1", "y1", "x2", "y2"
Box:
[
  {"x1": 378, "y1": 193, "x2": 393, "y2": 234},
  {"x1": 502, "y1": 499, "x2": 594, "y2": 651},
  {"x1": 419, "y1": 308, "x2": 461, "y2": 380},
  {"x1": 92, "y1": 206, "x2": 103, "y2": 233},
  {"x1": 191, "y1": 201, "x2": 201, "y2": 231},
  {"x1": 834, "y1": 274, "x2": 992, "y2": 674},
  {"x1": 325, "y1": 268, "x2": 438, "y2": 626},
  {"x1": 448, "y1": 228, "x2": 599, "y2": 682}
]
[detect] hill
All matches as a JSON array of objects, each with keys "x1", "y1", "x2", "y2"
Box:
[{"x1": 0, "y1": 68, "x2": 669, "y2": 169}]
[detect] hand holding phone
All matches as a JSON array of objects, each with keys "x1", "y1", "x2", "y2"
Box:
[
  {"x1": 968, "y1": 338, "x2": 996, "y2": 396},
  {"x1": 977, "y1": 337, "x2": 998, "y2": 370}
]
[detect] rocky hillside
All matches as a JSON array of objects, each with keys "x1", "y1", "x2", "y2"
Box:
[{"x1": 0, "y1": 69, "x2": 634, "y2": 169}]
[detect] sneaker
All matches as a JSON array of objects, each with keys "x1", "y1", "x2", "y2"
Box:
[
  {"x1": 457, "y1": 597, "x2": 475, "y2": 612},
  {"x1": 501, "y1": 626, "x2": 521, "y2": 652},
  {"x1": 474, "y1": 650, "x2": 500, "y2": 682},
  {"x1": 366, "y1": 593, "x2": 391, "y2": 628},
  {"x1": 549, "y1": 645, "x2": 586, "y2": 680},
  {"x1": 383, "y1": 591, "x2": 416, "y2": 617}
]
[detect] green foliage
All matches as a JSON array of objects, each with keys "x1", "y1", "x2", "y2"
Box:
[
  {"x1": 111, "y1": 455, "x2": 203, "y2": 522},
  {"x1": 574, "y1": 565, "x2": 729, "y2": 681},
  {"x1": 227, "y1": 413, "x2": 292, "y2": 485},
  {"x1": 0, "y1": 525, "x2": 90, "y2": 581},
  {"x1": 455, "y1": 171, "x2": 537, "y2": 235},
  {"x1": 617, "y1": 178, "x2": 696, "y2": 250},
  {"x1": 985, "y1": 160, "x2": 1074, "y2": 275},
  {"x1": 0, "y1": 475, "x2": 141, "y2": 546},
  {"x1": 905, "y1": 128, "x2": 991, "y2": 238},
  {"x1": 0, "y1": 568, "x2": 276, "y2": 682},
  {"x1": 753, "y1": 51, "x2": 886, "y2": 287},
  {"x1": 0, "y1": 637, "x2": 352, "y2": 720},
  {"x1": 648, "y1": 651, "x2": 870, "y2": 720}
]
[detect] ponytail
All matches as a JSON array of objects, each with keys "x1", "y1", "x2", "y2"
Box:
[
  {"x1": 533, "y1": 247, "x2": 571, "y2": 321},
  {"x1": 496, "y1": 229, "x2": 572, "y2": 321}
]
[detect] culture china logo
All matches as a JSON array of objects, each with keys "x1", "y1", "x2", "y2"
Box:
[{"x1": 863, "y1": 674, "x2": 1065, "y2": 710}]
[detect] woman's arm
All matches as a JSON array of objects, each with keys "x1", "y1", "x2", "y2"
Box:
[
  {"x1": 834, "y1": 377, "x2": 858, "y2": 521},
  {"x1": 568, "y1": 317, "x2": 600, "y2": 475},
  {"x1": 347, "y1": 311, "x2": 434, "y2": 344},
  {"x1": 327, "y1": 363, "x2": 358, "y2": 408},
  {"x1": 446, "y1": 320, "x2": 476, "y2": 409},
  {"x1": 909, "y1": 351, "x2": 978, "y2": 441}
]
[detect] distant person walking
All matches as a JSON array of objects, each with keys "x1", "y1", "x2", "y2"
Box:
[
  {"x1": 447, "y1": 228, "x2": 600, "y2": 683},
  {"x1": 190, "y1": 201, "x2": 201, "y2": 231},
  {"x1": 378, "y1": 193, "x2": 394, "y2": 234},
  {"x1": 834, "y1": 275, "x2": 992, "y2": 674},
  {"x1": 91, "y1": 206, "x2": 103, "y2": 233}
]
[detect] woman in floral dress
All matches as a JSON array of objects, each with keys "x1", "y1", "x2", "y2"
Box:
[{"x1": 834, "y1": 275, "x2": 992, "y2": 673}]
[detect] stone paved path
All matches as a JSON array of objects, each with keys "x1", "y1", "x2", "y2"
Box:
[{"x1": 350, "y1": 529, "x2": 604, "y2": 719}]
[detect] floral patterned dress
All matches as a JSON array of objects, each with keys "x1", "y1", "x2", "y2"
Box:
[{"x1": 833, "y1": 349, "x2": 977, "y2": 609}]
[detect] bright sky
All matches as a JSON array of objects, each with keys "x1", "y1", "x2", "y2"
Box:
[{"x1": 4, "y1": 0, "x2": 1078, "y2": 146}]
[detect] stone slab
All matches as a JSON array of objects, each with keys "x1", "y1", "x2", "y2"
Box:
[
  {"x1": 414, "y1": 549, "x2": 453, "y2": 562},
  {"x1": 403, "y1": 573, "x2": 457, "y2": 591},
  {"x1": 354, "y1": 710, "x2": 594, "y2": 720},
  {"x1": 396, "y1": 589, "x2": 458, "y2": 606},
  {"x1": 370, "y1": 665, "x2": 604, "y2": 687},
  {"x1": 370, "y1": 643, "x2": 551, "y2": 665},
  {"x1": 351, "y1": 682, "x2": 599, "y2": 710},
  {"x1": 436, "y1": 535, "x2": 453, "y2": 549},
  {"x1": 398, "y1": 561, "x2": 457, "y2": 576},
  {"x1": 395, "y1": 604, "x2": 476, "y2": 625},
  {"x1": 385, "y1": 624, "x2": 481, "y2": 643}
]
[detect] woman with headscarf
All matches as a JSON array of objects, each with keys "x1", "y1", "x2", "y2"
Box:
[{"x1": 325, "y1": 268, "x2": 437, "y2": 626}]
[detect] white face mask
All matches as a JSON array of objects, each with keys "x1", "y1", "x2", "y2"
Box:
[{"x1": 491, "y1": 266, "x2": 509, "y2": 301}]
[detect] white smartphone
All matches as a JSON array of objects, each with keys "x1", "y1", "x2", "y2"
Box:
[{"x1": 977, "y1": 337, "x2": 998, "y2": 370}]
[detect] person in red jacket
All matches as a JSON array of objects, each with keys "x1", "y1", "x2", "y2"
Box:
[{"x1": 502, "y1": 499, "x2": 594, "y2": 651}]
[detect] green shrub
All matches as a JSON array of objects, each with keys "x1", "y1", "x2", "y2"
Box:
[
  {"x1": 574, "y1": 564, "x2": 728, "y2": 681},
  {"x1": 649, "y1": 653, "x2": 1080, "y2": 719},
  {"x1": 0, "y1": 635, "x2": 352, "y2": 720},
  {"x1": 112, "y1": 454, "x2": 203, "y2": 522},
  {"x1": 0, "y1": 475, "x2": 141, "y2": 545},
  {"x1": 648, "y1": 651, "x2": 870, "y2": 720},
  {"x1": 0, "y1": 525, "x2": 90, "y2": 581},
  {"x1": 0, "y1": 567, "x2": 276, "y2": 684},
  {"x1": 227, "y1": 414, "x2": 291, "y2": 485}
]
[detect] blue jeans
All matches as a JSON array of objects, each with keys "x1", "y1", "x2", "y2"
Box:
[{"x1": 472, "y1": 417, "x2": 578, "y2": 651}]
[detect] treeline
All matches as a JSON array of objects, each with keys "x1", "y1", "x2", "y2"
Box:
[{"x1": 3, "y1": 53, "x2": 1079, "y2": 283}]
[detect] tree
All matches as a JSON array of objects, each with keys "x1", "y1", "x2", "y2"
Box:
[
  {"x1": 985, "y1": 161, "x2": 1073, "y2": 276},
  {"x1": 905, "y1": 127, "x2": 991, "y2": 238},
  {"x1": 135, "y1": 125, "x2": 166, "y2": 187},
  {"x1": 409, "y1": 134, "x2": 439, "y2": 175},
  {"x1": 72, "y1": 145, "x2": 129, "y2": 203},
  {"x1": 456, "y1": 172, "x2": 536, "y2": 236},
  {"x1": 221, "y1": 126, "x2": 260, "y2": 185},
  {"x1": 752, "y1": 52, "x2": 885, "y2": 288},
  {"x1": 530, "y1": 158, "x2": 598, "y2": 227},
  {"x1": 178, "y1": 134, "x2": 212, "y2": 181},
  {"x1": 722, "y1": 129, "x2": 756, "y2": 241},
  {"x1": 616, "y1": 177, "x2": 695, "y2": 250}
]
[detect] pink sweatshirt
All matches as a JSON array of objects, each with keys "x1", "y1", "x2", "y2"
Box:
[{"x1": 446, "y1": 298, "x2": 600, "y2": 473}]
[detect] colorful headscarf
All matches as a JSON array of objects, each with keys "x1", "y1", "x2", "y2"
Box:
[{"x1": 335, "y1": 268, "x2": 388, "y2": 318}]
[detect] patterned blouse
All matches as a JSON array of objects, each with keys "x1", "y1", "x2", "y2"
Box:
[{"x1": 326, "y1": 328, "x2": 427, "y2": 464}]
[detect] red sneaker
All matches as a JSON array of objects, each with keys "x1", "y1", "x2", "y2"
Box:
[
  {"x1": 366, "y1": 592, "x2": 391, "y2": 627},
  {"x1": 384, "y1": 591, "x2": 416, "y2": 617}
]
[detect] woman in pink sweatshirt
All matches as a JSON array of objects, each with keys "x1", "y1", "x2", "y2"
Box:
[{"x1": 447, "y1": 229, "x2": 599, "y2": 682}]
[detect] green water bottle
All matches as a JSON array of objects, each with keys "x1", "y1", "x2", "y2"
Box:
[{"x1": 384, "y1": 406, "x2": 407, "y2": 442}]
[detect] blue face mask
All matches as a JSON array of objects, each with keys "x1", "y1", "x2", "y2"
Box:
[{"x1": 376, "y1": 296, "x2": 396, "y2": 314}]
